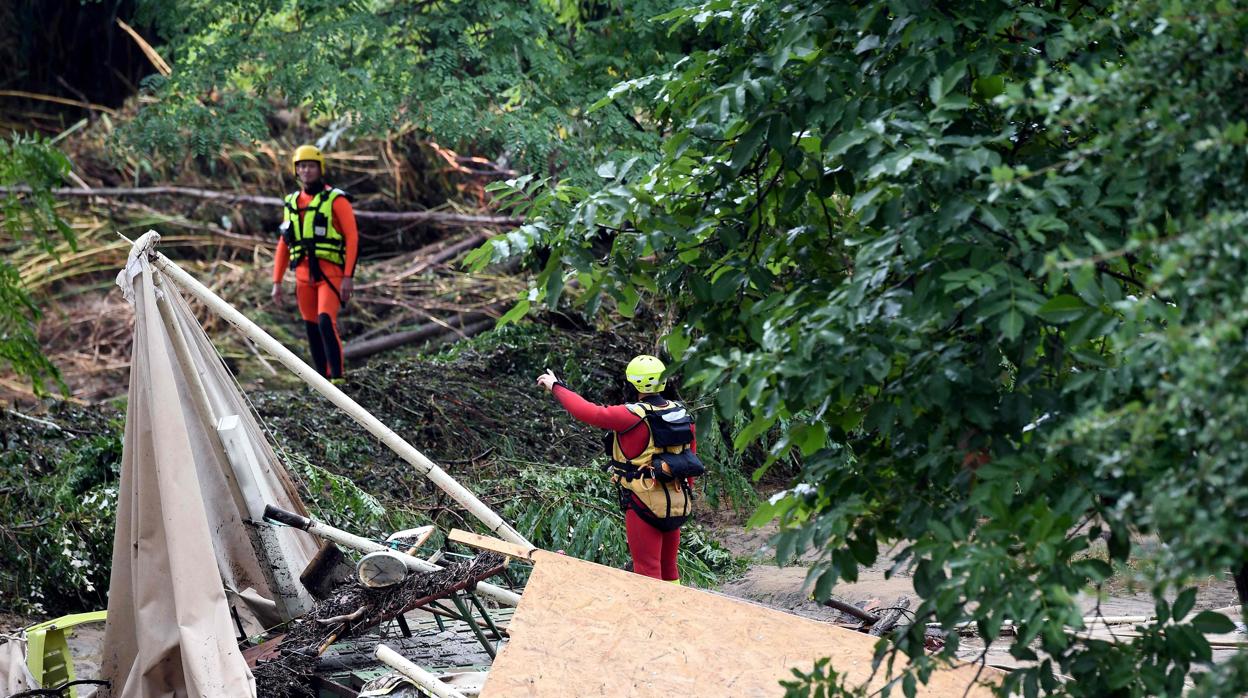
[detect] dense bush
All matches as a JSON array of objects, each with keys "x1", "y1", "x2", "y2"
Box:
[
  {"x1": 481, "y1": 0, "x2": 1248, "y2": 694},
  {"x1": 0, "y1": 407, "x2": 122, "y2": 615}
]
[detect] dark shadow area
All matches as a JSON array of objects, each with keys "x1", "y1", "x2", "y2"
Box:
[{"x1": 0, "y1": 0, "x2": 156, "y2": 131}]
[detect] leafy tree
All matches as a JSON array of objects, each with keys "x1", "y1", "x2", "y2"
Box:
[
  {"x1": 472, "y1": 0, "x2": 1248, "y2": 694},
  {"x1": 127, "y1": 0, "x2": 694, "y2": 182},
  {"x1": 0, "y1": 134, "x2": 75, "y2": 394}
]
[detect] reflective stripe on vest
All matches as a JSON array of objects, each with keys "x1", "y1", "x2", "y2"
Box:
[{"x1": 283, "y1": 188, "x2": 346, "y2": 267}]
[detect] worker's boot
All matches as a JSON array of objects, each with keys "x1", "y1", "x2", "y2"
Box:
[
  {"x1": 305, "y1": 320, "x2": 328, "y2": 376},
  {"x1": 319, "y1": 313, "x2": 345, "y2": 380}
]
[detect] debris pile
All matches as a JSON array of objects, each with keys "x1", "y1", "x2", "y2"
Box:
[{"x1": 252, "y1": 552, "x2": 504, "y2": 698}]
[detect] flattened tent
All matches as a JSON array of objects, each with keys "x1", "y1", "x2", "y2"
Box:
[
  {"x1": 97, "y1": 231, "x2": 528, "y2": 697},
  {"x1": 101, "y1": 232, "x2": 317, "y2": 697}
]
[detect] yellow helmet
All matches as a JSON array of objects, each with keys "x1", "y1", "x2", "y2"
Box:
[
  {"x1": 291, "y1": 144, "x2": 325, "y2": 174},
  {"x1": 625, "y1": 355, "x2": 666, "y2": 393}
]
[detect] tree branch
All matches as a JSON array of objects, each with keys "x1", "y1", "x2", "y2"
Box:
[{"x1": 0, "y1": 186, "x2": 523, "y2": 228}]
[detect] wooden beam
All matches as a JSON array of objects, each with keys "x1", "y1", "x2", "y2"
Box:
[{"x1": 448, "y1": 529, "x2": 538, "y2": 561}]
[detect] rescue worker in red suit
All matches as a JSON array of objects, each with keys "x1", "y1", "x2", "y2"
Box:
[
  {"x1": 537, "y1": 355, "x2": 703, "y2": 583},
  {"x1": 270, "y1": 145, "x2": 358, "y2": 382}
]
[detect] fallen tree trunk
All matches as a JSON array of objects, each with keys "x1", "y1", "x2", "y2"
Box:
[
  {"x1": 343, "y1": 311, "x2": 500, "y2": 361},
  {"x1": 0, "y1": 185, "x2": 523, "y2": 227},
  {"x1": 819, "y1": 597, "x2": 879, "y2": 625},
  {"x1": 357, "y1": 232, "x2": 490, "y2": 291}
]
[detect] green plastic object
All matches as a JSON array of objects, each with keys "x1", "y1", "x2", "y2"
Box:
[{"x1": 25, "y1": 610, "x2": 107, "y2": 697}]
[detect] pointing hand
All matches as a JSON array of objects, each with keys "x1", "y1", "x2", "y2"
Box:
[{"x1": 536, "y1": 369, "x2": 558, "y2": 392}]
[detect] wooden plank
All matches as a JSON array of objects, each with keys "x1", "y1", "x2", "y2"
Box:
[
  {"x1": 448, "y1": 529, "x2": 537, "y2": 561},
  {"x1": 480, "y1": 551, "x2": 998, "y2": 698}
]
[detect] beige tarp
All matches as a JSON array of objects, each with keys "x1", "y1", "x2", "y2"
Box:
[
  {"x1": 0, "y1": 635, "x2": 37, "y2": 695},
  {"x1": 481, "y1": 550, "x2": 996, "y2": 697},
  {"x1": 100, "y1": 234, "x2": 317, "y2": 697}
]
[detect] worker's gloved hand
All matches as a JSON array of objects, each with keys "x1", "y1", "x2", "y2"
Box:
[
  {"x1": 536, "y1": 369, "x2": 559, "y2": 392},
  {"x1": 340, "y1": 277, "x2": 353, "y2": 306},
  {"x1": 270, "y1": 282, "x2": 284, "y2": 306}
]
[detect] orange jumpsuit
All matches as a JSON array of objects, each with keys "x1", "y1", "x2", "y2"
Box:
[{"x1": 273, "y1": 188, "x2": 359, "y2": 379}]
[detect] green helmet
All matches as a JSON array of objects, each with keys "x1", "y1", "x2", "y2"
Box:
[{"x1": 625, "y1": 355, "x2": 666, "y2": 393}]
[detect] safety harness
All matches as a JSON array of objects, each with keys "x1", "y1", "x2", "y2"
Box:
[{"x1": 604, "y1": 397, "x2": 705, "y2": 532}]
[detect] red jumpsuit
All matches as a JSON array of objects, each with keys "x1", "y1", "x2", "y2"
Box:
[
  {"x1": 551, "y1": 384, "x2": 695, "y2": 581},
  {"x1": 273, "y1": 188, "x2": 358, "y2": 378}
]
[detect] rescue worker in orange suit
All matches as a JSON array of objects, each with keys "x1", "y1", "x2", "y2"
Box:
[
  {"x1": 270, "y1": 145, "x2": 358, "y2": 382},
  {"x1": 536, "y1": 356, "x2": 704, "y2": 583}
]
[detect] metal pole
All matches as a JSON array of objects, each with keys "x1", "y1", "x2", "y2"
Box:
[
  {"x1": 264, "y1": 505, "x2": 521, "y2": 607},
  {"x1": 147, "y1": 247, "x2": 528, "y2": 547}
]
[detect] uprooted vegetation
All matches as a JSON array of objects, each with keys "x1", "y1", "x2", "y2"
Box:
[
  {"x1": 0, "y1": 100, "x2": 522, "y2": 404},
  {"x1": 0, "y1": 320, "x2": 753, "y2": 617},
  {"x1": 252, "y1": 552, "x2": 504, "y2": 698}
]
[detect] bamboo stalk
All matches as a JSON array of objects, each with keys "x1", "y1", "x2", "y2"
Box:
[
  {"x1": 0, "y1": 90, "x2": 119, "y2": 115},
  {"x1": 146, "y1": 243, "x2": 530, "y2": 549}
]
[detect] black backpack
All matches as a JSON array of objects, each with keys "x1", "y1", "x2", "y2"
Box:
[{"x1": 605, "y1": 399, "x2": 707, "y2": 482}]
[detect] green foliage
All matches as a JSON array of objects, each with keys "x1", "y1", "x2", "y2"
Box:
[
  {"x1": 490, "y1": 462, "x2": 743, "y2": 588},
  {"x1": 0, "y1": 133, "x2": 75, "y2": 393},
  {"x1": 483, "y1": 0, "x2": 1248, "y2": 694},
  {"x1": 0, "y1": 414, "x2": 123, "y2": 615},
  {"x1": 127, "y1": 0, "x2": 691, "y2": 182},
  {"x1": 689, "y1": 406, "x2": 762, "y2": 511},
  {"x1": 781, "y1": 658, "x2": 869, "y2": 698},
  {"x1": 284, "y1": 450, "x2": 389, "y2": 533}
]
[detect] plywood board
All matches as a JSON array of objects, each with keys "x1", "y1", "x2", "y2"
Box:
[{"x1": 481, "y1": 551, "x2": 995, "y2": 697}]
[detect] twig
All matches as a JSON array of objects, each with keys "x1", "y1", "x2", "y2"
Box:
[
  {"x1": 315, "y1": 607, "x2": 368, "y2": 625},
  {"x1": 5, "y1": 409, "x2": 68, "y2": 433}
]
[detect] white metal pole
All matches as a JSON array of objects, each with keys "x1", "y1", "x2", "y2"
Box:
[
  {"x1": 376, "y1": 644, "x2": 469, "y2": 698},
  {"x1": 264, "y1": 505, "x2": 521, "y2": 607},
  {"x1": 148, "y1": 247, "x2": 529, "y2": 547}
]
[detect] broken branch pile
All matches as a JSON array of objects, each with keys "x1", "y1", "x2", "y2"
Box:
[{"x1": 251, "y1": 552, "x2": 504, "y2": 698}]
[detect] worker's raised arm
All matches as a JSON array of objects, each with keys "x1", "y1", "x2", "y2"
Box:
[{"x1": 537, "y1": 370, "x2": 639, "y2": 431}]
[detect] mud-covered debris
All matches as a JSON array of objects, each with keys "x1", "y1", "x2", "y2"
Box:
[{"x1": 253, "y1": 552, "x2": 503, "y2": 698}]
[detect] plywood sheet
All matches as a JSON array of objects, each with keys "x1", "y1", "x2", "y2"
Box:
[{"x1": 481, "y1": 551, "x2": 994, "y2": 697}]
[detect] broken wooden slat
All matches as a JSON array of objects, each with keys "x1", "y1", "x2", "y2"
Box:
[{"x1": 448, "y1": 529, "x2": 537, "y2": 561}]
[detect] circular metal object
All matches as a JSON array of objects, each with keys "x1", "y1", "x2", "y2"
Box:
[{"x1": 357, "y1": 550, "x2": 410, "y2": 588}]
